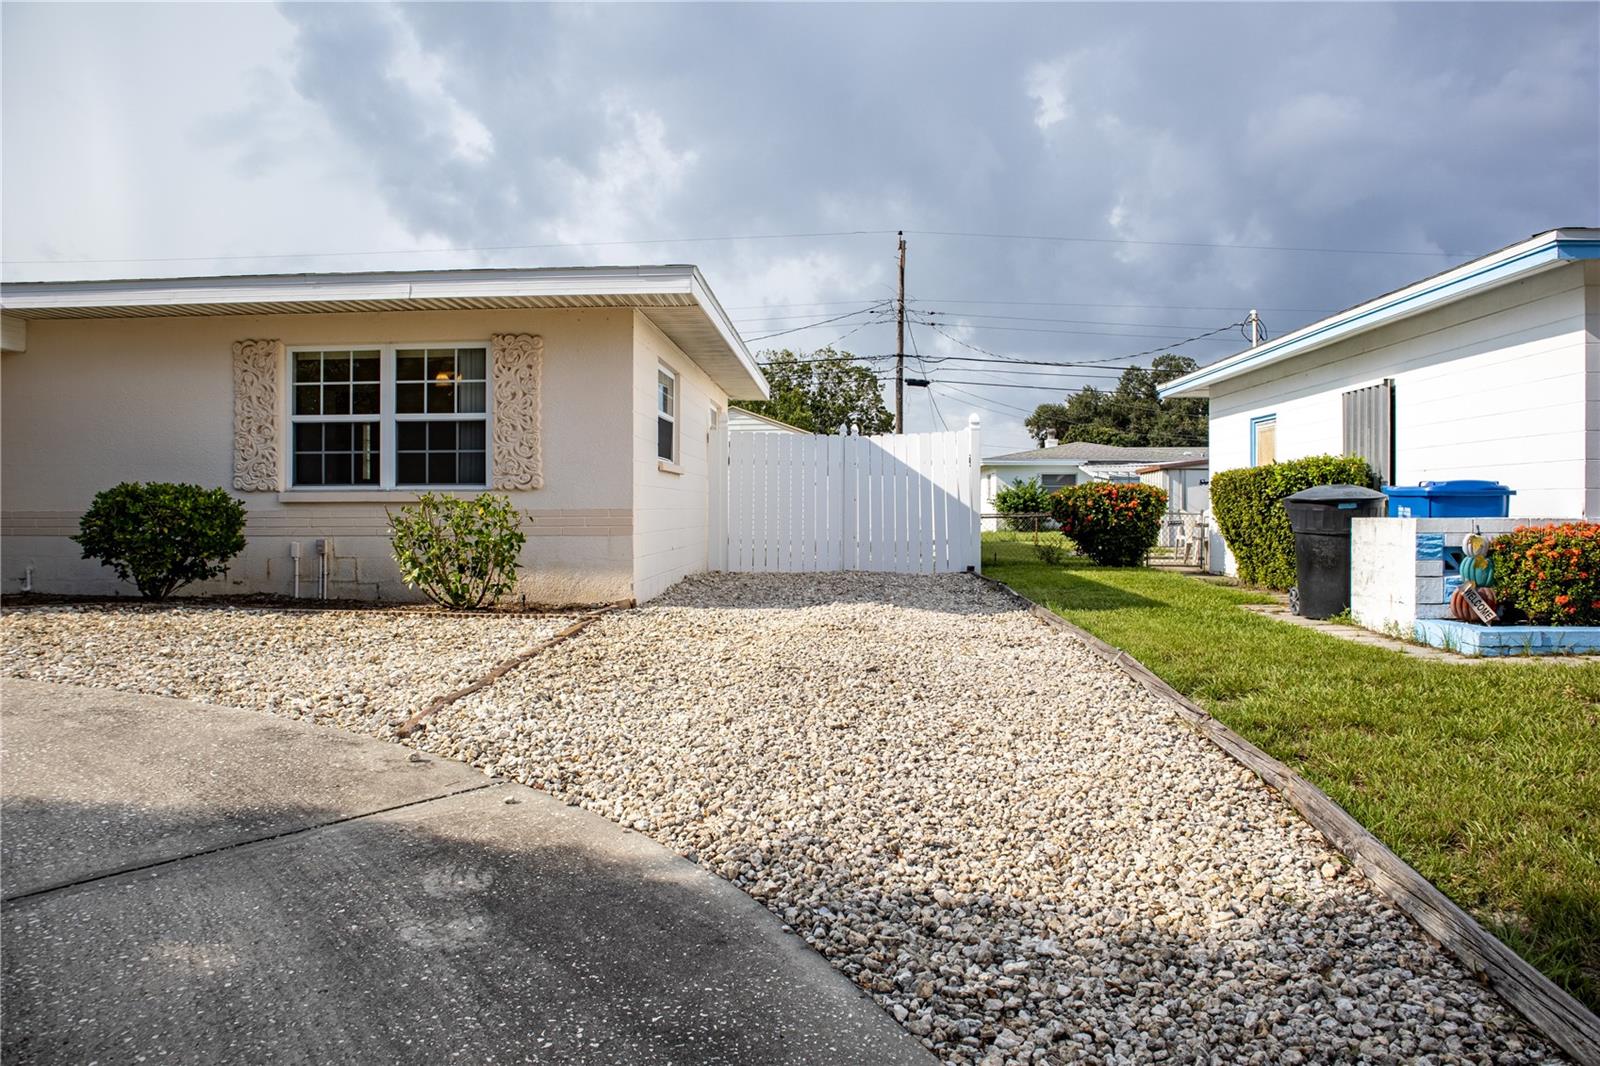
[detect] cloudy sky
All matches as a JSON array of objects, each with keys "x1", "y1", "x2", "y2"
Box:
[{"x1": 4, "y1": 2, "x2": 1596, "y2": 453}]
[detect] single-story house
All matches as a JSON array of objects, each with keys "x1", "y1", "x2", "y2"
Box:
[
  {"x1": 727, "y1": 407, "x2": 807, "y2": 434},
  {"x1": 1159, "y1": 227, "x2": 1600, "y2": 573},
  {"x1": 979, "y1": 440, "x2": 1208, "y2": 529},
  {"x1": 0, "y1": 265, "x2": 769, "y2": 604},
  {"x1": 1137, "y1": 457, "x2": 1210, "y2": 514}
]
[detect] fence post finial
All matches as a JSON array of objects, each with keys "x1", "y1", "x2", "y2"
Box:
[{"x1": 968, "y1": 413, "x2": 981, "y2": 429}]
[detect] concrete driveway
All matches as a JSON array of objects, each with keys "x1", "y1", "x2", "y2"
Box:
[{"x1": 0, "y1": 679, "x2": 931, "y2": 1066}]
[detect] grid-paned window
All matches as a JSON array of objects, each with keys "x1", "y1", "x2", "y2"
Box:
[
  {"x1": 657, "y1": 366, "x2": 677, "y2": 463},
  {"x1": 292, "y1": 350, "x2": 381, "y2": 486},
  {"x1": 288, "y1": 343, "x2": 491, "y2": 489},
  {"x1": 394, "y1": 347, "x2": 488, "y2": 487}
]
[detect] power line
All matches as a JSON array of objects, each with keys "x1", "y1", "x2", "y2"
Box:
[
  {"x1": 910, "y1": 297, "x2": 1337, "y2": 314},
  {"x1": 925, "y1": 319, "x2": 1245, "y2": 366},
  {"x1": 3, "y1": 229, "x2": 899, "y2": 267},
  {"x1": 904, "y1": 229, "x2": 1475, "y2": 259},
  {"x1": 907, "y1": 317, "x2": 948, "y2": 432},
  {"x1": 6, "y1": 225, "x2": 1479, "y2": 269},
  {"x1": 742, "y1": 302, "x2": 892, "y2": 341},
  {"x1": 908, "y1": 316, "x2": 1242, "y2": 341},
  {"x1": 932, "y1": 383, "x2": 1037, "y2": 417},
  {"x1": 911, "y1": 309, "x2": 1262, "y2": 330},
  {"x1": 732, "y1": 302, "x2": 886, "y2": 324},
  {"x1": 926, "y1": 377, "x2": 1122, "y2": 393},
  {"x1": 760, "y1": 350, "x2": 1142, "y2": 372}
]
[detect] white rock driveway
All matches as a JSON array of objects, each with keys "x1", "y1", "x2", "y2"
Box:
[
  {"x1": 1, "y1": 603, "x2": 574, "y2": 728},
  {"x1": 2, "y1": 576, "x2": 1560, "y2": 1065}
]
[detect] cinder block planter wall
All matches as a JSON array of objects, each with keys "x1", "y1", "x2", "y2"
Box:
[{"x1": 1350, "y1": 516, "x2": 1599, "y2": 656}]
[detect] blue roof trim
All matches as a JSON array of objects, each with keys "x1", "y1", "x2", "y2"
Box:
[{"x1": 1158, "y1": 234, "x2": 1599, "y2": 399}]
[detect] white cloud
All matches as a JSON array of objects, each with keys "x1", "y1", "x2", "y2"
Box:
[
  {"x1": 1025, "y1": 57, "x2": 1074, "y2": 131},
  {"x1": 381, "y1": 6, "x2": 494, "y2": 164}
]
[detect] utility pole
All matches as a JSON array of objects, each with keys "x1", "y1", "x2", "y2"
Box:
[
  {"x1": 1248, "y1": 308, "x2": 1261, "y2": 347},
  {"x1": 895, "y1": 231, "x2": 907, "y2": 433}
]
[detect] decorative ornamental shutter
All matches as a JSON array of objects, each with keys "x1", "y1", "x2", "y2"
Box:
[
  {"x1": 233, "y1": 339, "x2": 284, "y2": 491},
  {"x1": 490, "y1": 333, "x2": 543, "y2": 490},
  {"x1": 1342, "y1": 380, "x2": 1394, "y2": 485}
]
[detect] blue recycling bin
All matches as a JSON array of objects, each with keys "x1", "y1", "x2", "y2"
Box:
[{"x1": 1382, "y1": 480, "x2": 1514, "y2": 518}]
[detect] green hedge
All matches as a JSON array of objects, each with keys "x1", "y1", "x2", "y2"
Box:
[
  {"x1": 1209, "y1": 455, "x2": 1378, "y2": 588},
  {"x1": 993, "y1": 476, "x2": 1054, "y2": 531}
]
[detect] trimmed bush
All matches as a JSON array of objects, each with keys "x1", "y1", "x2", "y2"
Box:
[
  {"x1": 1049, "y1": 482, "x2": 1166, "y2": 566},
  {"x1": 73, "y1": 482, "x2": 247, "y2": 600},
  {"x1": 993, "y1": 476, "x2": 1054, "y2": 531},
  {"x1": 1488, "y1": 523, "x2": 1600, "y2": 626},
  {"x1": 389, "y1": 492, "x2": 526, "y2": 608},
  {"x1": 1210, "y1": 455, "x2": 1378, "y2": 589}
]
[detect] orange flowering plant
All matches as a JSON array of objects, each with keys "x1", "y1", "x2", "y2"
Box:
[
  {"x1": 1486, "y1": 522, "x2": 1600, "y2": 626},
  {"x1": 1049, "y1": 483, "x2": 1167, "y2": 567}
]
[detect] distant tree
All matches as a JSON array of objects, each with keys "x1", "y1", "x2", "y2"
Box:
[
  {"x1": 735, "y1": 347, "x2": 894, "y2": 434},
  {"x1": 1023, "y1": 354, "x2": 1207, "y2": 447}
]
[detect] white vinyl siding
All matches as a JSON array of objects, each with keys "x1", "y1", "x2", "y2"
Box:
[{"x1": 1207, "y1": 261, "x2": 1593, "y2": 521}]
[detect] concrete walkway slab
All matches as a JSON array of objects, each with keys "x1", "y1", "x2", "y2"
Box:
[
  {"x1": 1, "y1": 678, "x2": 490, "y2": 898},
  {"x1": 0, "y1": 680, "x2": 931, "y2": 1066}
]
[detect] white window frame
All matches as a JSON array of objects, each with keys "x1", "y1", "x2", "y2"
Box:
[
  {"x1": 286, "y1": 341, "x2": 493, "y2": 491},
  {"x1": 657, "y1": 364, "x2": 678, "y2": 465}
]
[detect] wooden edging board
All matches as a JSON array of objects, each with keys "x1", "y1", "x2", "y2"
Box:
[
  {"x1": 972, "y1": 571, "x2": 1600, "y2": 1066},
  {"x1": 395, "y1": 599, "x2": 631, "y2": 738}
]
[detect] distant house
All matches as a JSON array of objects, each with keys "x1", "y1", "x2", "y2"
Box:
[
  {"x1": 727, "y1": 407, "x2": 807, "y2": 434},
  {"x1": 1137, "y1": 457, "x2": 1210, "y2": 514},
  {"x1": 979, "y1": 439, "x2": 1208, "y2": 529},
  {"x1": 1160, "y1": 227, "x2": 1600, "y2": 574}
]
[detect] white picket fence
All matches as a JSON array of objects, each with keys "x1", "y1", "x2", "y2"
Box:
[{"x1": 711, "y1": 416, "x2": 982, "y2": 573}]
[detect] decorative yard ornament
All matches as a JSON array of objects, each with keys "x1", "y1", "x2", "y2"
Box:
[{"x1": 1450, "y1": 530, "x2": 1499, "y2": 624}]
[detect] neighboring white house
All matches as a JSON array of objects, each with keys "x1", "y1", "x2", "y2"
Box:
[
  {"x1": 727, "y1": 407, "x2": 807, "y2": 434},
  {"x1": 1137, "y1": 457, "x2": 1210, "y2": 514},
  {"x1": 979, "y1": 440, "x2": 1208, "y2": 529},
  {"x1": 1160, "y1": 227, "x2": 1600, "y2": 574},
  {"x1": 0, "y1": 265, "x2": 769, "y2": 604}
]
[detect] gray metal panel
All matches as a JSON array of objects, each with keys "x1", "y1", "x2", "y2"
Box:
[{"x1": 1342, "y1": 380, "x2": 1393, "y2": 484}]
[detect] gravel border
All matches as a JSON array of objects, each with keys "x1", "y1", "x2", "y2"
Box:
[{"x1": 2, "y1": 576, "x2": 1564, "y2": 1064}]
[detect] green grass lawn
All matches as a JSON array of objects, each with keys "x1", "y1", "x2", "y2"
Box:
[{"x1": 983, "y1": 535, "x2": 1600, "y2": 1012}]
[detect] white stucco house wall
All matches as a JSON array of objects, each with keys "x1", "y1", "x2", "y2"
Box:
[
  {"x1": 0, "y1": 265, "x2": 768, "y2": 604},
  {"x1": 979, "y1": 440, "x2": 1207, "y2": 530},
  {"x1": 1160, "y1": 227, "x2": 1600, "y2": 575}
]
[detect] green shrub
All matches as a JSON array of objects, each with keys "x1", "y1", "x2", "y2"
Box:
[
  {"x1": 389, "y1": 492, "x2": 526, "y2": 608},
  {"x1": 1488, "y1": 523, "x2": 1600, "y2": 625},
  {"x1": 1033, "y1": 540, "x2": 1064, "y2": 566},
  {"x1": 993, "y1": 476, "x2": 1054, "y2": 531},
  {"x1": 73, "y1": 482, "x2": 247, "y2": 600},
  {"x1": 1049, "y1": 482, "x2": 1167, "y2": 566},
  {"x1": 1210, "y1": 455, "x2": 1378, "y2": 589}
]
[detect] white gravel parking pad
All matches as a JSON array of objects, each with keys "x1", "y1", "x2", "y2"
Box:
[
  {"x1": 1, "y1": 604, "x2": 574, "y2": 731},
  {"x1": 419, "y1": 573, "x2": 1556, "y2": 1065}
]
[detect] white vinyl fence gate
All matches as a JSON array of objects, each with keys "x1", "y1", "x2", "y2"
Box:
[{"x1": 710, "y1": 416, "x2": 982, "y2": 574}]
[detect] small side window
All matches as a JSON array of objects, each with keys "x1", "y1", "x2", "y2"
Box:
[
  {"x1": 657, "y1": 367, "x2": 677, "y2": 463},
  {"x1": 1251, "y1": 415, "x2": 1277, "y2": 466}
]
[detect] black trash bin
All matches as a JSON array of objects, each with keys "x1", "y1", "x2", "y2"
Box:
[{"x1": 1282, "y1": 484, "x2": 1388, "y2": 619}]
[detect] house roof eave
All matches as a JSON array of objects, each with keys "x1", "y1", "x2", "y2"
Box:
[
  {"x1": 1158, "y1": 228, "x2": 1600, "y2": 400},
  {"x1": 0, "y1": 263, "x2": 771, "y2": 400}
]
